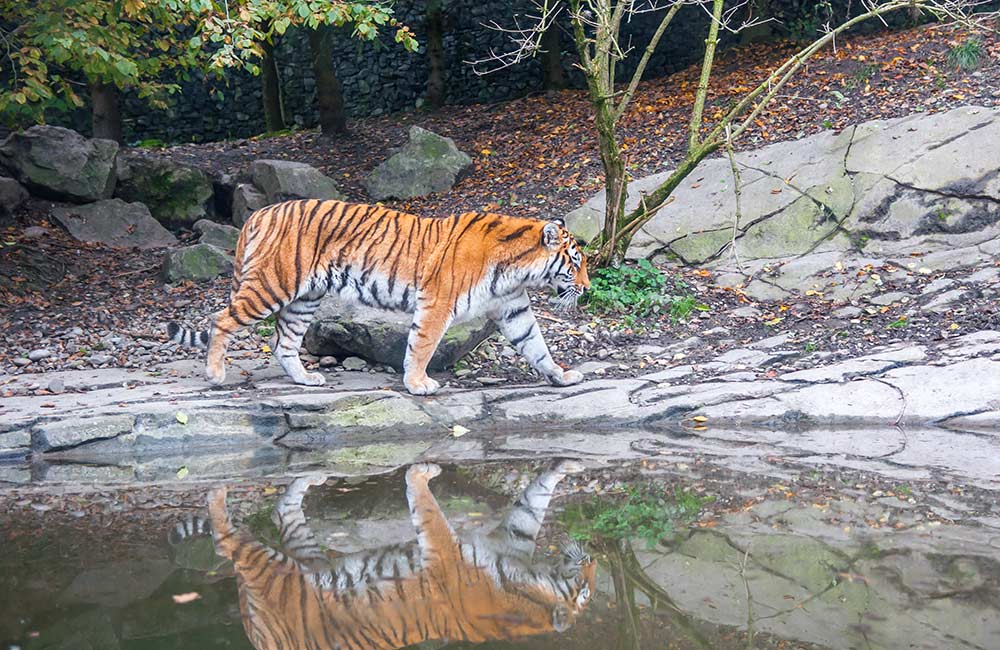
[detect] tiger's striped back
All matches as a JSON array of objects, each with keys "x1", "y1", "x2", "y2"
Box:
[{"x1": 207, "y1": 462, "x2": 595, "y2": 650}]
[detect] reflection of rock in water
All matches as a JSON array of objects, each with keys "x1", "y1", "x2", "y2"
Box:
[
  {"x1": 209, "y1": 462, "x2": 596, "y2": 650},
  {"x1": 633, "y1": 498, "x2": 1000, "y2": 650}
]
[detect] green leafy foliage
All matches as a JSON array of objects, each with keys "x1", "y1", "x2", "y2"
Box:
[
  {"x1": 560, "y1": 482, "x2": 713, "y2": 549},
  {"x1": 584, "y1": 259, "x2": 709, "y2": 322},
  {"x1": 947, "y1": 36, "x2": 983, "y2": 71},
  {"x1": 255, "y1": 314, "x2": 276, "y2": 338},
  {"x1": 0, "y1": 0, "x2": 418, "y2": 127}
]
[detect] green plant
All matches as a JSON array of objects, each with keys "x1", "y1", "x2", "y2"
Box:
[
  {"x1": 804, "y1": 341, "x2": 818, "y2": 352},
  {"x1": 134, "y1": 138, "x2": 165, "y2": 149},
  {"x1": 947, "y1": 36, "x2": 984, "y2": 72},
  {"x1": 560, "y1": 483, "x2": 713, "y2": 549},
  {"x1": 668, "y1": 294, "x2": 710, "y2": 323},
  {"x1": 822, "y1": 118, "x2": 834, "y2": 129},
  {"x1": 850, "y1": 62, "x2": 879, "y2": 87},
  {"x1": 896, "y1": 484, "x2": 913, "y2": 497},
  {"x1": 585, "y1": 260, "x2": 708, "y2": 322},
  {"x1": 888, "y1": 316, "x2": 909, "y2": 329},
  {"x1": 256, "y1": 315, "x2": 277, "y2": 338}
]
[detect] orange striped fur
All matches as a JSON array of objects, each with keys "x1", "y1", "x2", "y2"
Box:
[
  {"x1": 167, "y1": 199, "x2": 589, "y2": 395},
  {"x1": 208, "y1": 462, "x2": 596, "y2": 650}
]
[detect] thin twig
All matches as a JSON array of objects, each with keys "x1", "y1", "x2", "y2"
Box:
[{"x1": 724, "y1": 123, "x2": 745, "y2": 272}]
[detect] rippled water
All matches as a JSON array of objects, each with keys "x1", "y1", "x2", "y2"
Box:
[{"x1": 1, "y1": 460, "x2": 997, "y2": 650}]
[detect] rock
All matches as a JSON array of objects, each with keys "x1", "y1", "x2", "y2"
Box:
[
  {"x1": 251, "y1": 159, "x2": 344, "y2": 203},
  {"x1": 341, "y1": 356, "x2": 367, "y2": 371},
  {"x1": 115, "y1": 155, "x2": 214, "y2": 225},
  {"x1": 564, "y1": 105, "x2": 1000, "y2": 295},
  {"x1": 232, "y1": 182, "x2": 267, "y2": 226},
  {"x1": 21, "y1": 225, "x2": 47, "y2": 238},
  {"x1": 833, "y1": 305, "x2": 862, "y2": 318},
  {"x1": 161, "y1": 243, "x2": 234, "y2": 283},
  {"x1": 0, "y1": 125, "x2": 118, "y2": 202},
  {"x1": 193, "y1": 219, "x2": 240, "y2": 251},
  {"x1": 62, "y1": 558, "x2": 174, "y2": 608},
  {"x1": 12, "y1": 357, "x2": 31, "y2": 367},
  {"x1": 303, "y1": 294, "x2": 495, "y2": 371},
  {"x1": 363, "y1": 126, "x2": 472, "y2": 200},
  {"x1": 318, "y1": 356, "x2": 338, "y2": 368},
  {"x1": 51, "y1": 199, "x2": 177, "y2": 250},
  {"x1": 921, "y1": 288, "x2": 968, "y2": 313},
  {"x1": 0, "y1": 175, "x2": 28, "y2": 216},
  {"x1": 48, "y1": 378, "x2": 65, "y2": 393},
  {"x1": 88, "y1": 353, "x2": 113, "y2": 366},
  {"x1": 28, "y1": 348, "x2": 51, "y2": 361}
]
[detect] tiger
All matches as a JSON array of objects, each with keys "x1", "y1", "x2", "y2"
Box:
[
  {"x1": 207, "y1": 461, "x2": 596, "y2": 650},
  {"x1": 166, "y1": 199, "x2": 590, "y2": 395}
]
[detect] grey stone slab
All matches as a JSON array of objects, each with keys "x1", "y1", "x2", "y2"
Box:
[
  {"x1": 780, "y1": 346, "x2": 925, "y2": 383},
  {"x1": 881, "y1": 357, "x2": 1000, "y2": 423},
  {"x1": 33, "y1": 415, "x2": 136, "y2": 452}
]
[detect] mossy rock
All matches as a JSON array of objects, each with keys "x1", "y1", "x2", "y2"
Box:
[
  {"x1": 363, "y1": 126, "x2": 473, "y2": 200},
  {"x1": 116, "y1": 156, "x2": 214, "y2": 226},
  {"x1": 162, "y1": 243, "x2": 234, "y2": 283},
  {"x1": 0, "y1": 125, "x2": 118, "y2": 202}
]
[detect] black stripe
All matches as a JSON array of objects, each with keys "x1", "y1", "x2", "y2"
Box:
[{"x1": 500, "y1": 224, "x2": 533, "y2": 241}]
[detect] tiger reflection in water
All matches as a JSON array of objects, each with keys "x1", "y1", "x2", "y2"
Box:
[{"x1": 208, "y1": 461, "x2": 596, "y2": 650}]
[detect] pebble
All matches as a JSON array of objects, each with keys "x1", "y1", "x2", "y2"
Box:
[
  {"x1": 48, "y1": 378, "x2": 65, "y2": 393},
  {"x1": 341, "y1": 356, "x2": 367, "y2": 371},
  {"x1": 597, "y1": 349, "x2": 610, "y2": 360},
  {"x1": 89, "y1": 354, "x2": 113, "y2": 366},
  {"x1": 477, "y1": 377, "x2": 506, "y2": 386},
  {"x1": 30, "y1": 503, "x2": 52, "y2": 512},
  {"x1": 454, "y1": 368, "x2": 473, "y2": 378},
  {"x1": 319, "y1": 356, "x2": 338, "y2": 368},
  {"x1": 28, "y1": 349, "x2": 52, "y2": 361},
  {"x1": 12, "y1": 357, "x2": 31, "y2": 367}
]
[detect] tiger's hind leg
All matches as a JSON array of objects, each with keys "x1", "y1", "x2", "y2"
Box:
[
  {"x1": 273, "y1": 293, "x2": 324, "y2": 386},
  {"x1": 405, "y1": 463, "x2": 460, "y2": 565},
  {"x1": 490, "y1": 460, "x2": 585, "y2": 560},
  {"x1": 272, "y1": 474, "x2": 331, "y2": 571},
  {"x1": 205, "y1": 286, "x2": 280, "y2": 386}
]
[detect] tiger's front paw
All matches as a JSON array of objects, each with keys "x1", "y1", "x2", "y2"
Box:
[
  {"x1": 295, "y1": 371, "x2": 326, "y2": 387},
  {"x1": 407, "y1": 463, "x2": 442, "y2": 483},
  {"x1": 404, "y1": 373, "x2": 440, "y2": 396},
  {"x1": 550, "y1": 369, "x2": 584, "y2": 387},
  {"x1": 206, "y1": 364, "x2": 226, "y2": 386}
]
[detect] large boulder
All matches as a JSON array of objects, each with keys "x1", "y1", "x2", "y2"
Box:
[
  {"x1": 162, "y1": 243, "x2": 234, "y2": 282},
  {"x1": 304, "y1": 295, "x2": 495, "y2": 371},
  {"x1": 115, "y1": 155, "x2": 214, "y2": 226},
  {"x1": 250, "y1": 159, "x2": 344, "y2": 203},
  {"x1": 0, "y1": 176, "x2": 28, "y2": 217},
  {"x1": 566, "y1": 105, "x2": 1000, "y2": 301},
  {"x1": 51, "y1": 199, "x2": 177, "y2": 249},
  {"x1": 363, "y1": 126, "x2": 472, "y2": 200},
  {"x1": 232, "y1": 182, "x2": 267, "y2": 226},
  {"x1": 0, "y1": 125, "x2": 117, "y2": 202},
  {"x1": 193, "y1": 219, "x2": 240, "y2": 251}
]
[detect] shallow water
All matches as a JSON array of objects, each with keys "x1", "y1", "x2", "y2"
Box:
[{"x1": 1, "y1": 460, "x2": 997, "y2": 650}]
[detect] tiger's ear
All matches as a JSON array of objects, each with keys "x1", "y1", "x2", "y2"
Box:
[{"x1": 542, "y1": 222, "x2": 562, "y2": 249}]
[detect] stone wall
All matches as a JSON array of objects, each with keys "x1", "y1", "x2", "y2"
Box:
[{"x1": 92, "y1": 1, "x2": 925, "y2": 143}]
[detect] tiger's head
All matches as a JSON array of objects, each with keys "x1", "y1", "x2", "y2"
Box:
[
  {"x1": 494, "y1": 539, "x2": 597, "y2": 637},
  {"x1": 541, "y1": 219, "x2": 590, "y2": 308}
]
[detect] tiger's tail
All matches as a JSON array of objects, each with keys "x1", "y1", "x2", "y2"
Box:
[{"x1": 166, "y1": 321, "x2": 210, "y2": 349}]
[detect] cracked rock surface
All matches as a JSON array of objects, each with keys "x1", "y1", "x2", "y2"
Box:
[
  {"x1": 565, "y1": 105, "x2": 1000, "y2": 302},
  {"x1": 2, "y1": 329, "x2": 997, "y2": 490}
]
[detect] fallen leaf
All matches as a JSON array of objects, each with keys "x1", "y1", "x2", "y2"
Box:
[
  {"x1": 451, "y1": 424, "x2": 470, "y2": 437},
  {"x1": 176, "y1": 466, "x2": 189, "y2": 479},
  {"x1": 175, "y1": 411, "x2": 188, "y2": 425},
  {"x1": 172, "y1": 592, "x2": 201, "y2": 604},
  {"x1": 692, "y1": 415, "x2": 708, "y2": 422}
]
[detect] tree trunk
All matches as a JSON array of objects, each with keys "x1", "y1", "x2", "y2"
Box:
[
  {"x1": 594, "y1": 104, "x2": 627, "y2": 267},
  {"x1": 91, "y1": 82, "x2": 123, "y2": 143},
  {"x1": 261, "y1": 39, "x2": 286, "y2": 132},
  {"x1": 541, "y1": 23, "x2": 566, "y2": 90},
  {"x1": 307, "y1": 25, "x2": 347, "y2": 134},
  {"x1": 425, "y1": 0, "x2": 446, "y2": 108}
]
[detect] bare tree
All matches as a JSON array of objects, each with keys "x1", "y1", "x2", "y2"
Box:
[{"x1": 472, "y1": 0, "x2": 998, "y2": 268}]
